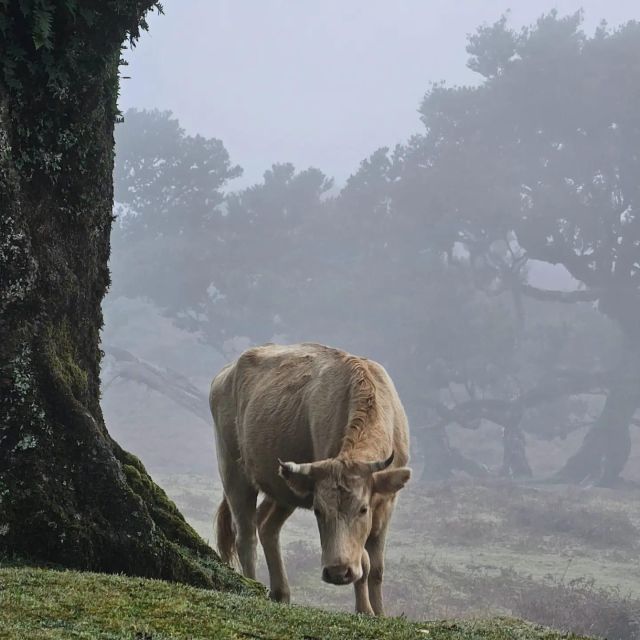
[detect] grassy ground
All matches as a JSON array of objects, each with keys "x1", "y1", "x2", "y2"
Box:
[
  {"x1": 0, "y1": 565, "x2": 593, "y2": 640},
  {"x1": 157, "y1": 475, "x2": 640, "y2": 639}
]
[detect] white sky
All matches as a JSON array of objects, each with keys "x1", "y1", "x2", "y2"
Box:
[{"x1": 121, "y1": 1, "x2": 638, "y2": 187}]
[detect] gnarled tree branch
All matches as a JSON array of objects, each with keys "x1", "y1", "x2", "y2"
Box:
[
  {"x1": 104, "y1": 346, "x2": 210, "y2": 424},
  {"x1": 519, "y1": 284, "x2": 602, "y2": 303}
]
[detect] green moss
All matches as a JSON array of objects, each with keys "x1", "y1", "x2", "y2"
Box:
[
  {"x1": 0, "y1": 565, "x2": 593, "y2": 640},
  {"x1": 118, "y1": 447, "x2": 210, "y2": 553},
  {"x1": 43, "y1": 320, "x2": 89, "y2": 401},
  {"x1": 113, "y1": 445, "x2": 265, "y2": 597}
]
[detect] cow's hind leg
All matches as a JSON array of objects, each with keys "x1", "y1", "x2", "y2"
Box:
[
  {"x1": 223, "y1": 472, "x2": 258, "y2": 580},
  {"x1": 257, "y1": 497, "x2": 294, "y2": 603}
]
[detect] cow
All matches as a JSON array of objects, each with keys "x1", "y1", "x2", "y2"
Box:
[{"x1": 210, "y1": 343, "x2": 410, "y2": 615}]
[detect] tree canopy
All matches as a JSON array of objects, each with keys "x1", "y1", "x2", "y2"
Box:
[{"x1": 109, "y1": 12, "x2": 640, "y2": 486}]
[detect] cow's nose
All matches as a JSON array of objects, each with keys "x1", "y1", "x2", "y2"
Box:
[{"x1": 322, "y1": 564, "x2": 354, "y2": 585}]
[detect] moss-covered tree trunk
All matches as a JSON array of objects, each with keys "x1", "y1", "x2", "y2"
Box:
[{"x1": 0, "y1": 2, "x2": 256, "y2": 594}]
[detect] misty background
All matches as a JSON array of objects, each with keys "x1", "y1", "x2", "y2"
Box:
[
  {"x1": 101, "y1": 4, "x2": 640, "y2": 637},
  {"x1": 118, "y1": 0, "x2": 636, "y2": 185}
]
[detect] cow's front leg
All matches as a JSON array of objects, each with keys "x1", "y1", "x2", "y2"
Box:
[
  {"x1": 365, "y1": 529, "x2": 387, "y2": 615},
  {"x1": 257, "y1": 498, "x2": 294, "y2": 603},
  {"x1": 366, "y1": 499, "x2": 393, "y2": 615},
  {"x1": 353, "y1": 549, "x2": 374, "y2": 615}
]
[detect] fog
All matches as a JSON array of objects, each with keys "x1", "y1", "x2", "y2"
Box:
[
  {"x1": 120, "y1": 1, "x2": 636, "y2": 185},
  {"x1": 103, "y1": 4, "x2": 640, "y2": 637}
]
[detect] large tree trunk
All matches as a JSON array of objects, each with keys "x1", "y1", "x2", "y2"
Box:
[
  {"x1": 554, "y1": 285, "x2": 640, "y2": 486},
  {"x1": 558, "y1": 290, "x2": 640, "y2": 486},
  {"x1": 555, "y1": 369, "x2": 639, "y2": 487},
  {"x1": 500, "y1": 415, "x2": 532, "y2": 479},
  {"x1": 0, "y1": 4, "x2": 257, "y2": 594},
  {"x1": 418, "y1": 426, "x2": 490, "y2": 482}
]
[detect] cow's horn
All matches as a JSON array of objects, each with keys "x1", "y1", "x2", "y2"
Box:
[
  {"x1": 367, "y1": 451, "x2": 394, "y2": 472},
  {"x1": 278, "y1": 459, "x2": 312, "y2": 476}
]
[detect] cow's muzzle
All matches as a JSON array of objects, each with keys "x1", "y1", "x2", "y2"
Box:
[{"x1": 322, "y1": 564, "x2": 358, "y2": 585}]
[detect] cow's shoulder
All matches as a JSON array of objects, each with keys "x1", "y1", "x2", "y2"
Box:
[{"x1": 237, "y1": 343, "x2": 341, "y2": 370}]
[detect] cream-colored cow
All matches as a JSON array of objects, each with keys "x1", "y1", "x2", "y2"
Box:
[{"x1": 211, "y1": 343, "x2": 410, "y2": 615}]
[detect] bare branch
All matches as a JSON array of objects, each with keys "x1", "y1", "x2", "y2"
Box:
[
  {"x1": 520, "y1": 284, "x2": 602, "y2": 303},
  {"x1": 104, "y1": 346, "x2": 210, "y2": 424},
  {"x1": 521, "y1": 368, "x2": 611, "y2": 406},
  {"x1": 432, "y1": 368, "x2": 614, "y2": 430},
  {"x1": 523, "y1": 244, "x2": 598, "y2": 286}
]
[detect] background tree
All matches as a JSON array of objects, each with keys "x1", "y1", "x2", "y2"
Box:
[
  {"x1": 112, "y1": 108, "x2": 241, "y2": 320},
  {"x1": 104, "y1": 14, "x2": 639, "y2": 487},
  {"x1": 409, "y1": 12, "x2": 640, "y2": 485},
  {"x1": 112, "y1": 115, "x2": 334, "y2": 346},
  {"x1": 0, "y1": 2, "x2": 254, "y2": 592}
]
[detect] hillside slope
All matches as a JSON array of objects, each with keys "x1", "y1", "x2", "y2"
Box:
[{"x1": 0, "y1": 566, "x2": 593, "y2": 640}]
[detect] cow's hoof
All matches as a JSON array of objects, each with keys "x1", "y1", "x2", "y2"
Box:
[{"x1": 269, "y1": 588, "x2": 290, "y2": 603}]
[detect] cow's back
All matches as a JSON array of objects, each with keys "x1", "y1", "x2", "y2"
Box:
[
  {"x1": 210, "y1": 344, "x2": 351, "y2": 506},
  {"x1": 210, "y1": 343, "x2": 409, "y2": 507}
]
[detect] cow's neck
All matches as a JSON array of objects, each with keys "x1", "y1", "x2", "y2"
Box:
[
  {"x1": 338, "y1": 357, "x2": 392, "y2": 463},
  {"x1": 338, "y1": 417, "x2": 393, "y2": 463}
]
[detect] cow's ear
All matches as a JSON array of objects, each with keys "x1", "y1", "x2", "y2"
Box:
[
  {"x1": 278, "y1": 459, "x2": 315, "y2": 498},
  {"x1": 372, "y1": 467, "x2": 411, "y2": 494}
]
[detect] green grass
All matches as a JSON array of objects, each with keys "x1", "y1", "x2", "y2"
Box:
[{"x1": 0, "y1": 565, "x2": 592, "y2": 640}]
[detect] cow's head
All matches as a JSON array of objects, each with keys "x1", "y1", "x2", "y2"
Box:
[{"x1": 278, "y1": 452, "x2": 410, "y2": 585}]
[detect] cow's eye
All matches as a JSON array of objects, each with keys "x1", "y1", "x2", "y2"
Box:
[
  {"x1": 313, "y1": 507, "x2": 321, "y2": 517},
  {"x1": 359, "y1": 505, "x2": 368, "y2": 515}
]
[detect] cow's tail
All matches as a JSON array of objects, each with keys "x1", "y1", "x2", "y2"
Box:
[{"x1": 215, "y1": 495, "x2": 237, "y2": 565}]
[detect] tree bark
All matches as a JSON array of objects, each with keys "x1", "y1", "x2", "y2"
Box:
[
  {"x1": 500, "y1": 422, "x2": 533, "y2": 478},
  {"x1": 0, "y1": 4, "x2": 257, "y2": 594},
  {"x1": 554, "y1": 366, "x2": 639, "y2": 486},
  {"x1": 554, "y1": 287, "x2": 640, "y2": 486},
  {"x1": 418, "y1": 426, "x2": 490, "y2": 482}
]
